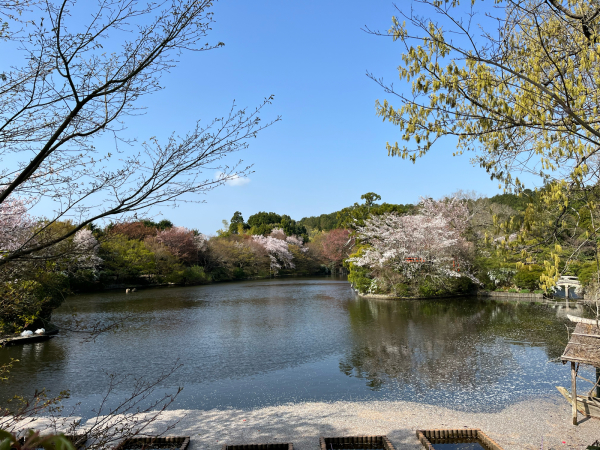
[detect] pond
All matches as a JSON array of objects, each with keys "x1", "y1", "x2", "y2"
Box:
[{"x1": 0, "y1": 278, "x2": 591, "y2": 418}]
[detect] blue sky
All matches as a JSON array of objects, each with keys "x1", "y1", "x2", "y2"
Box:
[{"x1": 22, "y1": 0, "x2": 511, "y2": 234}]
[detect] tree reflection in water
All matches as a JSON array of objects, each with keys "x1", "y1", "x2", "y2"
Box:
[{"x1": 339, "y1": 298, "x2": 573, "y2": 394}]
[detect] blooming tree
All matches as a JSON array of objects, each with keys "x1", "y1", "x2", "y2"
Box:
[
  {"x1": 321, "y1": 229, "x2": 355, "y2": 269},
  {"x1": 269, "y1": 228, "x2": 287, "y2": 241},
  {"x1": 285, "y1": 234, "x2": 307, "y2": 251},
  {"x1": 154, "y1": 227, "x2": 202, "y2": 264},
  {"x1": 194, "y1": 233, "x2": 209, "y2": 252},
  {"x1": 348, "y1": 196, "x2": 477, "y2": 290},
  {"x1": 419, "y1": 195, "x2": 471, "y2": 235},
  {"x1": 252, "y1": 228, "x2": 306, "y2": 273},
  {"x1": 72, "y1": 229, "x2": 102, "y2": 269},
  {"x1": 0, "y1": 191, "x2": 34, "y2": 256},
  {"x1": 252, "y1": 235, "x2": 294, "y2": 273}
]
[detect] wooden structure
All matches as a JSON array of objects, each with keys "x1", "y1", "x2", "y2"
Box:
[
  {"x1": 320, "y1": 436, "x2": 395, "y2": 450},
  {"x1": 222, "y1": 443, "x2": 293, "y2": 450},
  {"x1": 416, "y1": 429, "x2": 504, "y2": 450},
  {"x1": 559, "y1": 322, "x2": 600, "y2": 424},
  {"x1": 405, "y1": 257, "x2": 427, "y2": 264},
  {"x1": 0, "y1": 333, "x2": 55, "y2": 346},
  {"x1": 116, "y1": 436, "x2": 190, "y2": 450}
]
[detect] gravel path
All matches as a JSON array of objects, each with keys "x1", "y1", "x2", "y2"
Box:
[{"x1": 133, "y1": 397, "x2": 599, "y2": 450}]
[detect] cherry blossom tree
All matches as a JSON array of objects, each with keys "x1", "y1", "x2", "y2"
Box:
[
  {"x1": 252, "y1": 228, "x2": 298, "y2": 273},
  {"x1": 0, "y1": 189, "x2": 34, "y2": 256},
  {"x1": 72, "y1": 228, "x2": 102, "y2": 270},
  {"x1": 419, "y1": 195, "x2": 471, "y2": 235},
  {"x1": 154, "y1": 226, "x2": 201, "y2": 264},
  {"x1": 348, "y1": 196, "x2": 478, "y2": 292},
  {"x1": 285, "y1": 234, "x2": 307, "y2": 251},
  {"x1": 320, "y1": 229, "x2": 355, "y2": 270}
]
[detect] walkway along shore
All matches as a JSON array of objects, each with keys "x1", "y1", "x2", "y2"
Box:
[{"x1": 30, "y1": 397, "x2": 599, "y2": 450}]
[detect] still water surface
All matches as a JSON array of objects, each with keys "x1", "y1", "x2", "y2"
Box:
[{"x1": 0, "y1": 278, "x2": 590, "y2": 416}]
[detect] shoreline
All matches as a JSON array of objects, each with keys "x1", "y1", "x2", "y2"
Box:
[
  {"x1": 151, "y1": 398, "x2": 599, "y2": 450},
  {"x1": 35, "y1": 397, "x2": 598, "y2": 450}
]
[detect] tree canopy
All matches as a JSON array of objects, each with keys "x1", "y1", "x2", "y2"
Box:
[
  {"x1": 0, "y1": 0, "x2": 277, "y2": 266},
  {"x1": 299, "y1": 193, "x2": 414, "y2": 232},
  {"x1": 371, "y1": 0, "x2": 600, "y2": 289},
  {"x1": 372, "y1": 0, "x2": 600, "y2": 190},
  {"x1": 246, "y1": 212, "x2": 307, "y2": 238}
]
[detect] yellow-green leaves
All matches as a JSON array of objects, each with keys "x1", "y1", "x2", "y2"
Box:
[{"x1": 378, "y1": 0, "x2": 600, "y2": 193}]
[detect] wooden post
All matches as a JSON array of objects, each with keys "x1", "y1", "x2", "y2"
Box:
[{"x1": 572, "y1": 361, "x2": 578, "y2": 425}]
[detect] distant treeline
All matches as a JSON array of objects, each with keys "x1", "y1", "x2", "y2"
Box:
[
  {"x1": 0, "y1": 188, "x2": 567, "y2": 334},
  {"x1": 298, "y1": 192, "x2": 414, "y2": 231}
]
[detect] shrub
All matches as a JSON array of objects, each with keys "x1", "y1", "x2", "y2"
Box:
[
  {"x1": 347, "y1": 257, "x2": 372, "y2": 293},
  {"x1": 0, "y1": 273, "x2": 68, "y2": 333},
  {"x1": 393, "y1": 283, "x2": 412, "y2": 297},
  {"x1": 508, "y1": 288, "x2": 518, "y2": 293},
  {"x1": 477, "y1": 271, "x2": 497, "y2": 291},
  {"x1": 513, "y1": 265, "x2": 544, "y2": 291},
  {"x1": 520, "y1": 289, "x2": 530, "y2": 293},
  {"x1": 574, "y1": 262, "x2": 598, "y2": 286},
  {"x1": 168, "y1": 265, "x2": 211, "y2": 285},
  {"x1": 486, "y1": 267, "x2": 517, "y2": 289},
  {"x1": 450, "y1": 276, "x2": 475, "y2": 294},
  {"x1": 418, "y1": 280, "x2": 443, "y2": 298},
  {"x1": 99, "y1": 235, "x2": 156, "y2": 281},
  {"x1": 185, "y1": 265, "x2": 211, "y2": 284}
]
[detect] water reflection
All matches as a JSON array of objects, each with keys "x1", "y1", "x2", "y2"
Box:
[
  {"x1": 338, "y1": 297, "x2": 589, "y2": 410},
  {"x1": 341, "y1": 300, "x2": 516, "y2": 390},
  {"x1": 0, "y1": 279, "x2": 590, "y2": 415}
]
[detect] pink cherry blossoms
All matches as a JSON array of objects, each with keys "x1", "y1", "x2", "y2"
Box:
[
  {"x1": 419, "y1": 195, "x2": 470, "y2": 235},
  {"x1": 285, "y1": 234, "x2": 306, "y2": 249},
  {"x1": 73, "y1": 228, "x2": 102, "y2": 269},
  {"x1": 0, "y1": 190, "x2": 35, "y2": 256},
  {"x1": 155, "y1": 226, "x2": 203, "y2": 263},
  {"x1": 0, "y1": 189, "x2": 103, "y2": 269},
  {"x1": 349, "y1": 196, "x2": 478, "y2": 285},
  {"x1": 252, "y1": 228, "x2": 306, "y2": 273}
]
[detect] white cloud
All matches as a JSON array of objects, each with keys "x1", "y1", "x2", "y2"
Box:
[{"x1": 215, "y1": 171, "x2": 251, "y2": 187}]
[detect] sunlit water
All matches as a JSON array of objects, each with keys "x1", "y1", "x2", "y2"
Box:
[
  {"x1": 430, "y1": 444, "x2": 485, "y2": 450},
  {"x1": 0, "y1": 278, "x2": 592, "y2": 418}
]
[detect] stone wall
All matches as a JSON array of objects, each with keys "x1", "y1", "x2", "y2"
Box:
[{"x1": 477, "y1": 290, "x2": 544, "y2": 301}]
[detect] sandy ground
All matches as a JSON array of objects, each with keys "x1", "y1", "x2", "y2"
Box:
[{"x1": 113, "y1": 397, "x2": 599, "y2": 450}]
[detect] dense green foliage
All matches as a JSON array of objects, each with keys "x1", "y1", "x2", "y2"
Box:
[
  {"x1": 141, "y1": 219, "x2": 173, "y2": 230},
  {"x1": 0, "y1": 275, "x2": 68, "y2": 333},
  {"x1": 300, "y1": 192, "x2": 415, "y2": 231},
  {"x1": 298, "y1": 212, "x2": 339, "y2": 232},
  {"x1": 229, "y1": 211, "x2": 246, "y2": 234},
  {"x1": 227, "y1": 211, "x2": 309, "y2": 240},
  {"x1": 488, "y1": 190, "x2": 535, "y2": 213}
]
